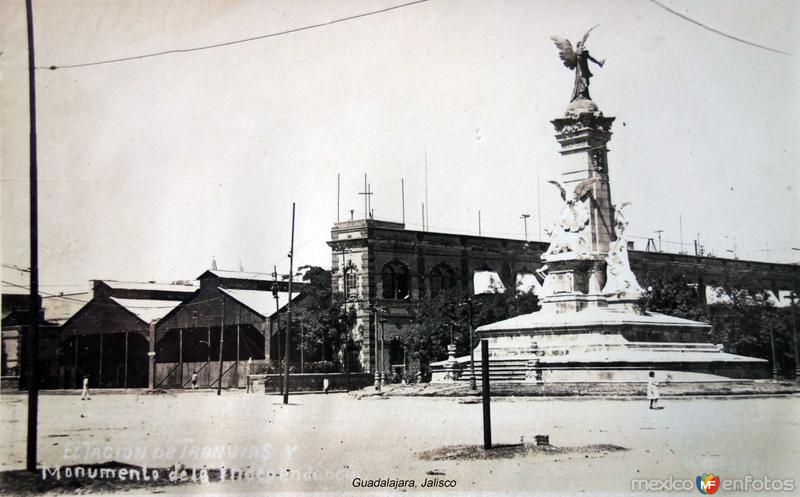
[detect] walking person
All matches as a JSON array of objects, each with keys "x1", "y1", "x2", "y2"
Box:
[
  {"x1": 323, "y1": 377, "x2": 330, "y2": 394},
  {"x1": 191, "y1": 371, "x2": 198, "y2": 390},
  {"x1": 81, "y1": 375, "x2": 91, "y2": 400},
  {"x1": 647, "y1": 371, "x2": 660, "y2": 409}
]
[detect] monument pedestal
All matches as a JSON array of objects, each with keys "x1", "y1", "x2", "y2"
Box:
[{"x1": 431, "y1": 102, "x2": 768, "y2": 383}]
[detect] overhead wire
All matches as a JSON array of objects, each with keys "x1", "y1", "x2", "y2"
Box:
[
  {"x1": 647, "y1": 0, "x2": 792, "y2": 56},
  {"x1": 38, "y1": 0, "x2": 430, "y2": 70}
]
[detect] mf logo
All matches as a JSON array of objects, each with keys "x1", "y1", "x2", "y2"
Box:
[{"x1": 696, "y1": 473, "x2": 721, "y2": 494}]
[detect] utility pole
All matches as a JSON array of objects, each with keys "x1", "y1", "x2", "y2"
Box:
[
  {"x1": 654, "y1": 230, "x2": 664, "y2": 252},
  {"x1": 283, "y1": 203, "x2": 295, "y2": 405},
  {"x1": 25, "y1": 0, "x2": 40, "y2": 472},
  {"x1": 217, "y1": 295, "x2": 225, "y2": 395},
  {"x1": 520, "y1": 214, "x2": 530, "y2": 241}
]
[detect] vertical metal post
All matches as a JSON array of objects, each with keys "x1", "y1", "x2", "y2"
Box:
[
  {"x1": 24, "y1": 0, "x2": 40, "y2": 473},
  {"x1": 207, "y1": 324, "x2": 211, "y2": 387},
  {"x1": 283, "y1": 203, "x2": 295, "y2": 405},
  {"x1": 380, "y1": 319, "x2": 385, "y2": 387},
  {"x1": 481, "y1": 340, "x2": 492, "y2": 450},
  {"x1": 373, "y1": 310, "x2": 380, "y2": 390},
  {"x1": 217, "y1": 295, "x2": 225, "y2": 395}
]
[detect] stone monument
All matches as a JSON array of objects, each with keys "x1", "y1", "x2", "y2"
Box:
[{"x1": 432, "y1": 30, "x2": 767, "y2": 383}]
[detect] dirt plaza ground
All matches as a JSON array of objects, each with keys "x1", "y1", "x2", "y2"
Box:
[{"x1": 1, "y1": 389, "x2": 798, "y2": 495}]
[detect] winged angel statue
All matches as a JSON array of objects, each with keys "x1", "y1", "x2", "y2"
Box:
[
  {"x1": 602, "y1": 203, "x2": 644, "y2": 298},
  {"x1": 543, "y1": 178, "x2": 599, "y2": 259},
  {"x1": 551, "y1": 26, "x2": 605, "y2": 102}
]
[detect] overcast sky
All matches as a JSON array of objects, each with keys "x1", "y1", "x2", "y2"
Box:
[{"x1": 1, "y1": 0, "x2": 798, "y2": 295}]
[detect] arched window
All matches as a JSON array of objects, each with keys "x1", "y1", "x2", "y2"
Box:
[
  {"x1": 429, "y1": 264, "x2": 455, "y2": 296},
  {"x1": 381, "y1": 261, "x2": 410, "y2": 300},
  {"x1": 343, "y1": 262, "x2": 358, "y2": 301}
]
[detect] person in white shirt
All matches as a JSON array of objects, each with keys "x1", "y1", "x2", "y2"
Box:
[
  {"x1": 81, "y1": 375, "x2": 91, "y2": 400},
  {"x1": 647, "y1": 371, "x2": 660, "y2": 409}
]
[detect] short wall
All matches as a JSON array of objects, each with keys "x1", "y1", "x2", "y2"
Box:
[
  {"x1": 155, "y1": 360, "x2": 269, "y2": 389},
  {"x1": 249, "y1": 372, "x2": 373, "y2": 393}
]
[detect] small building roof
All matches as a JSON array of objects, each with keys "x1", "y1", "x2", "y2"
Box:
[
  {"x1": 110, "y1": 297, "x2": 184, "y2": 324},
  {"x1": 201, "y1": 269, "x2": 290, "y2": 282},
  {"x1": 220, "y1": 288, "x2": 300, "y2": 318},
  {"x1": 98, "y1": 280, "x2": 198, "y2": 293}
]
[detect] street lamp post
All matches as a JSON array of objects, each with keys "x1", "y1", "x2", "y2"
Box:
[
  {"x1": 467, "y1": 299, "x2": 477, "y2": 392},
  {"x1": 379, "y1": 316, "x2": 386, "y2": 388},
  {"x1": 769, "y1": 326, "x2": 779, "y2": 381},
  {"x1": 458, "y1": 298, "x2": 478, "y2": 392},
  {"x1": 373, "y1": 307, "x2": 380, "y2": 390},
  {"x1": 789, "y1": 292, "x2": 799, "y2": 381}
]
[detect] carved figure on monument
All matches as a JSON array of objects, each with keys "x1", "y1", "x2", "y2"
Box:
[
  {"x1": 551, "y1": 26, "x2": 605, "y2": 103},
  {"x1": 543, "y1": 178, "x2": 599, "y2": 259},
  {"x1": 602, "y1": 203, "x2": 644, "y2": 298}
]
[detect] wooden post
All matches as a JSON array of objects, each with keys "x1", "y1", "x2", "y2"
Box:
[
  {"x1": 481, "y1": 339, "x2": 492, "y2": 450},
  {"x1": 123, "y1": 331, "x2": 128, "y2": 389},
  {"x1": 217, "y1": 296, "x2": 225, "y2": 395},
  {"x1": 236, "y1": 318, "x2": 240, "y2": 388}
]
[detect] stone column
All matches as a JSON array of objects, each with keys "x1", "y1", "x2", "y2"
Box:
[{"x1": 551, "y1": 111, "x2": 616, "y2": 255}]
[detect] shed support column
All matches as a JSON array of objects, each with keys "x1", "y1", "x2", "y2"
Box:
[
  {"x1": 179, "y1": 329, "x2": 183, "y2": 388},
  {"x1": 98, "y1": 333, "x2": 103, "y2": 388},
  {"x1": 124, "y1": 331, "x2": 128, "y2": 389},
  {"x1": 74, "y1": 335, "x2": 79, "y2": 388},
  {"x1": 148, "y1": 323, "x2": 156, "y2": 390},
  {"x1": 264, "y1": 319, "x2": 271, "y2": 362}
]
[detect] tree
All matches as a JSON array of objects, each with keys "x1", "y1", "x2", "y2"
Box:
[
  {"x1": 292, "y1": 266, "x2": 357, "y2": 367},
  {"x1": 399, "y1": 285, "x2": 539, "y2": 377},
  {"x1": 642, "y1": 269, "x2": 796, "y2": 375},
  {"x1": 640, "y1": 269, "x2": 707, "y2": 321}
]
